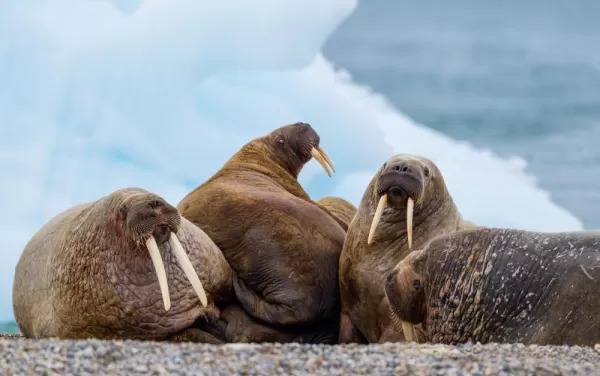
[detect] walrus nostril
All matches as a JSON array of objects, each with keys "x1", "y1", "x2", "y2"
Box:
[{"x1": 392, "y1": 164, "x2": 415, "y2": 174}]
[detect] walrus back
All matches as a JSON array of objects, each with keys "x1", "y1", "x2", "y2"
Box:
[
  {"x1": 316, "y1": 196, "x2": 357, "y2": 230},
  {"x1": 12, "y1": 203, "x2": 90, "y2": 337},
  {"x1": 423, "y1": 227, "x2": 600, "y2": 346}
]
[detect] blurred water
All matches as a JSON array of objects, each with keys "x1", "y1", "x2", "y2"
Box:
[
  {"x1": 0, "y1": 321, "x2": 19, "y2": 334},
  {"x1": 324, "y1": 0, "x2": 600, "y2": 229}
]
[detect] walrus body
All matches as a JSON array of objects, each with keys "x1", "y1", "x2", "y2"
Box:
[
  {"x1": 385, "y1": 227, "x2": 600, "y2": 346},
  {"x1": 338, "y1": 153, "x2": 477, "y2": 344},
  {"x1": 317, "y1": 196, "x2": 357, "y2": 231},
  {"x1": 177, "y1": 122, "x2": 343, "y2": 343},
  {"x1": 13, "y1": 188, "x2": 233, "y2": 341}
]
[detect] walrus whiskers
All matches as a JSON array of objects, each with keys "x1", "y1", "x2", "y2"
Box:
[
  {"x1": 146, "y1": 236, "x2": 171, "y2": 311},
  {"x1": 367, "y1": 195, "x2": 414, "y2": 249},
  {"x1": 368, "y1": 194, "x2": 388, "y2": 245},
  {"x1": 169, "y1": 232, "x2": 208, "y2": 307},
  {"x1": 310, "y1": 147, "x2": 334, "y2": 177}
]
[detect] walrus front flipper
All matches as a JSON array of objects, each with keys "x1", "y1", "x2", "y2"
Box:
[
  {"x1": 293, "y1": 320, "x2": 340, "y2": 344},
  {"x1": 232, "y1": 272, "x2": 317, "y2": 327},
  {"x1": 168, "y1": 328, "x2": 225, "y2": 344},
  {"x1": 339, "y1": 312, "x2": 368, "y2": 344}
]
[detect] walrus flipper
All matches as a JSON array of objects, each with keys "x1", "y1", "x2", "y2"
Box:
[
  {"x1": 232, "y1": 272, "x2": 318, "y2": 327},
  {"x1": 339, "y1": 311, "x2": 368, "y2": 344},
  {"x1": 169, "y1": 328, "x2": 225, "y2": 344}
]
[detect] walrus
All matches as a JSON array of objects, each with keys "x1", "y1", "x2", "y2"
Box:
[
  {"x1": 385, "y1": 227, "x2": 600, "y2": 346},
  {"x1": 338, "y1": 153, "x2": 478, "y2": 344},
  {"x1": 12, "y1": 187, "x2": 233, "y2": 341},
  {"x1": 316, "y1": 196, "x2": 357, "y2": 231},
  {"x1": 177, "y1": 122, "x2": 345, "y2": 343}
]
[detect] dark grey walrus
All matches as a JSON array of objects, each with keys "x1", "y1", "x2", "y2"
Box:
[{"x1": 385, "y1": 227, "x2": 600, "y2": 346}]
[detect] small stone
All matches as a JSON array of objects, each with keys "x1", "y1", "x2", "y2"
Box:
[{"x1": 0, "y1": 335, "x2": 599, "y2": 375}]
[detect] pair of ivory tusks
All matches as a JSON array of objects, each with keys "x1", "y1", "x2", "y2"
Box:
[
  {"x1": 310, "y1": 146, "x2": 335, "y2": 177},
  {"x1": 145, "y1": 232, "x2": 208, "y2": 311},
  {"x1": 367, "y1": 194, "x2": 414, "y2": 249}
]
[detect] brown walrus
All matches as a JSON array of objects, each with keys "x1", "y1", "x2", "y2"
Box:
[
  {"x1": 385, "y1": 227, "x2": 600, "y2": 346},
  {"x1": 177, "y1": 122, "x2": 345, "y2": 343},
  {"x1": 12, "y1": 187, "x2": 233, "y2": 342},
  {"x1": 338, "y1": 153, "x2": 478, "y2": 344},
  {"x1": 316, "y1": 196, "x2": 357, "y2": 231}
]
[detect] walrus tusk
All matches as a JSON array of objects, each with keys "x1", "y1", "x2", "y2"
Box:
[
  {"x1": 316, "y1": 145, "x2": 336, "y2": 173},
  {"x1": 310, "y1": 147, "x2": 333, "y2": 177},
  {"x1": 368, "y1": 194, "x2": 388, "y2": 245},
  {"x1": 169, "y1": 232, "x2": 208, "y2": 308},
  {"x1": 146, "y1": 236, "x2": 171, "y2": 311},
  {"x1": 401, "y1": 321, "x2": 415, "y2": 342},
  {"x1": 407, "y1": 197, "x2": 414, "y2": 249}
]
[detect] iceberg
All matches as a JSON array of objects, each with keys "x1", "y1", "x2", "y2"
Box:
[{"x1": 0, "y1": 0, "x2": 582, "y2": 321}]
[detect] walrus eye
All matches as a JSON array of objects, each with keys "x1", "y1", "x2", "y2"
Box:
[
  {"x1": 413, "y1": 279, "x2": 421, "y2": 291},
  {"x1": 276, "y1": 136, "x2": 285, "y2": 147},
  {"x1": 423, "y1": 166, "x2": 430, "y2": 178}
]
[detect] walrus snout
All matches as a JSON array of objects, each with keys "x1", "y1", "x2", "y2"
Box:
[
  {"x1": 294, "y1": 124, "x2": 336, "y2": 177},
  {"x1": 126, "y1": 197, "x2": 181, "y2": 241},
  {"x1": 384, "y1": 261, "x2": 426, "y2": 342},
  {"x1": 368, "y1": 169, "x2": 424, "y2": 248},
  {"x1": 368, "y1": 162, "x2": 429, "y2": 249},
  {"x1": 376, "y1": 169, "x2": 424, "y2": 201},
  {"x1": 124, "y1": 197, "x2": 208, "y2": 313}
]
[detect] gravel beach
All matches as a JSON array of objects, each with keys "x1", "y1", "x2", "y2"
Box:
[{"x1": 1, "y1": 335, "x2": 599, "y2": 376}]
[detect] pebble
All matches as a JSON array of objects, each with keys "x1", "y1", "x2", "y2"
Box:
[{"x1": 1, "y1": 336, "x2": 599, "y2": 375}]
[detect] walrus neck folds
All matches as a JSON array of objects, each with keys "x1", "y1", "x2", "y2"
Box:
[{"x1": 219, "y1": 140, "x2": 312, "y2": 201}]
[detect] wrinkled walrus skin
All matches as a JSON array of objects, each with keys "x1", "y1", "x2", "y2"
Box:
[
  {"x1": 177, "y1": 122, "x2": 344, "y2": 343},
  {"x1": 12, "y1": 187, "x2": 233, "y2": 341},
  {"x1": 317, "y1": 196, "x2": 357, "y2": 231},
  {"x1": 338, "y1": 153, "x2": 478, "y2": 344},
  {"x1": 385, "y1": 227, "x2": 600, "y2": 346}
]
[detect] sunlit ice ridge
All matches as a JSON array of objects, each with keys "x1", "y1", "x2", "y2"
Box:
[{"x1": 0, "y1": 0, "x2": 583, "y2": 322}]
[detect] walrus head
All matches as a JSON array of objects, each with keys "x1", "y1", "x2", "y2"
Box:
[
  {"x1": 268, "y1": 122, "x2": 335, "y2": 177},
  {"x1": 367, "y1": 154, "x2": 446, "y2": 248},
  {"x1": 118, "y1": 193, "x2": 208, "y2": 312},
  {"x1": 384, "y1": 249, "x2": 427, "y2": 342}
]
